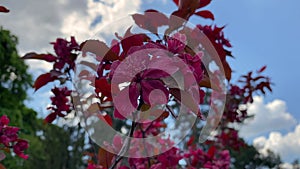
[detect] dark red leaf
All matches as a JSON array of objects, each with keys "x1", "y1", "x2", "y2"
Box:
[
  {"x1": 172, "y1": 0, "x2": 179, "y2": 6},
  {"x1": 225, "y1": 49, "x2": 234, "y2": 58},
  {"x1": 257, "y1": 65, "x2": 267, "y2": 73},
  {"x1": 80, "y1": 40, "x2": 118, "y2": 61},
  {"x1": 198, "y1": 0, "x2": 212, "y2": 8},
  {"x1": 95, "y1": 78, "x2": 112, "y2": 101},
  {"x1": 34, "y1": 73, "x2": 56, "y2": 91},
  {"x1": 253, "y1": 76, "x2": 265, "y2": 81},
  {"x1": 44, "y1": 113, "x2": 57, "y2": 123},
  {"x1": 132, "y1": 11, "x2": 168, "y2": 34},
  {"x1": 79, "y1": 61, "x2": 98, "y2": 70},
  {"x1": 165, "y1": 10, "x2": 187, "y2": 34},
  {"x1": 98, "y1": 113, "x2": 113, "y2": 127},
  {"x1": 187, "y1": 136, "x2": 195, "y2": 146},
  {"x1": 98, "y1": 147, "x2": 114, "y2": 168},
  {"x1": 169, "y1": 88, "x2": 199, "y2": 113},
  {"x1": 0, "y1": 6, "x2": 9, "y2": 13},
  {"x1": 78, "y1": 70, "x2": 90, "y2": 78},
  {"x1": 223, "y1": 60, "x2": 232, "y2": 81},
  {"x1": 121, "y1": 33, "x2": 150, "y2": 54},
  {"x1": 22, "y1": 52, "x2": 56, "y2": 62},
  {"x1": 195, "y1": 10, "x2": 215, "y2": 20},
  {"x1": 179, "y1": 0, "x2": 199, "y2": 12},
  {"x1": 207, "y1": 146, "x2": 216, "y2": 158}
]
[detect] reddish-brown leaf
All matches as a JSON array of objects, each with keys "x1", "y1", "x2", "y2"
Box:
[
  {"x1": 98, "y1": 113, "x2": 113, "y2": 127},
  {"x1": 78, "y1": 70, "x2": 90, "y2": 78},
  {"x1": 187, "y1": 136, "x2": 195, "y2": 146},
  {"x1": 95, "y1": 78, "x2": 112, "y2": 101},
  {"x1": 257, "y1": 65, "x2": 267, "y2": 73},
  {"x1": 198, "y1": 0, "x2": 212, "y2": 8},
  {"x1": 121, "y1": 33, "x2": 150, "y2": 54},
  {"x1": 195, "y1": 10, "x2": 215, "y2": 20},
  {"x1": 132, "y1": 10, "x2": 168, "y2": 34},
  {"x1": 179, "y1": 0, "x2": 199, "y2": 12},
  {"x1": 223, "y1": 60, "x2": 232, "y2": 81},
  {"x1": 199, "y1": 76, "x2": 220, "y2": 90},
  {"x1": 172, "y1": 0, "x2": 179, "y2": 6},
  {"x1": 170, "y1": 88, "x2": 199, "y2": 113},
  {"x1": 22, "y1": 52, "x2": 56, "y2": 62},
  {"x1": 34, "y1": 73, "x2": 56, "y2": 91},
  {"x1": 98, "y1": 147, "x2": 114, "y2": 168},
  {"x1": 44, "y1": 113, "x2": 57, "y2": 123},
  {"x1": 79, "y1": 61, "x2": 98, "y2": 70},
  {"x1": 0, "y1": 163, "x2": 6, "y2": 169},
  {"x1": 207, "y1": 146, "x2": 216, "y2": 158},
  {"x1": 80, "y1": 40, "x2": 118, "y2": 61},
  {"x1": 0, "y1": 6, "x2": 9, "y2": 13}
]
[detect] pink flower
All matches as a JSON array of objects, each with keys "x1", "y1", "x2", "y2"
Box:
[
  {"x1": 45, "y1": 87, "x2": 72, "y2": 123},
  {"x1": 0, "y1": 115, "x2": 9, "y2": 126},
  {"x1": 110, "y1": 46, "x2": 178, "y2": 119},
  {"x1": 167, "y1": 33, "x2": 187, "y2": 54},
  {"x1": 0, "y1": 115, "x2": 29, "y2": 160},
  {"x1": 51, "y1": 36, "x2": 79, "y2": 70},
  {"x1": 13, "y1": 139, "x2": 29, "y2": 159}
]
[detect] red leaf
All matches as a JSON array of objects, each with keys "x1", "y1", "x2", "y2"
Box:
[
  {"x1": 198, "y1": 0, "x2": 212, "y2": 8},
  {"x1": 169, "y1": 88, "x2": 199, "y2": 113},
  {"x1": 98, "y1": 147, "x2": 114, "y2": 168},
  {"x1": 179, "y1": 0, "x2": 199, "y2": 12},
  {"x1": 257, "y1": 65, "x2": 267, "y2": 73},
  {"x1": 132, "y1": 11, "x2": 168, "y2": 34},
  {"x1": 22, "y1": 52, "x2": 56, "y2": 62},
  {"x1": 223, "y1": 60, "x2": 232, "y2": 81},
  {"x1": 79, "y1": 61, "x2": 98, "y2": 70},
  {"x1": 172, "y1": 0, "x2": 179, "y2": 6},
  {"x1": 78, "y1": 70, "x2": 90, "y2": 78},
  {"x1": 0, "y1": 163, "x2": 7, "y2": 169},
  {"x1": 187, "y1": 136, "x2": 195, "y2": 146},
  {"x1": 0, "y1": 6, "x2": 9, "y2": 13},
  {"x1": 207, "y1": 146, "x2": 216, "y2": 158},
  {"x1": 44, "y1": 113, "x2": 57, "y2": 123},
  {"x1": 34, "y1": 73, "x2": 56, "y2": 91},
  {"x1": 98, "y1": 113, "x2": 113, "y2": 126},
  {"x1": 195, "y1": 10, "x2": 215, "y2": 20},
  {"x1": 95, "y1": 78, "x2": 112, "y2": 101},
  {"x1": 121, "y1": 33, "x2": 150, "y2": 54},
  {"x1": 80, "y1": 40, "x2": 118, "y2": 61}
]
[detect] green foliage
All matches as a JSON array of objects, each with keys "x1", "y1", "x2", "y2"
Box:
[
  {"x1": 0, "y1": 27, "x2": 86, "y2": 169},
  {"x1": 231, "y1": 145, "x2": 281, "y2": 169},
  {"x1": 0, "y1": 27, "x2": 32, "y2": 109}
]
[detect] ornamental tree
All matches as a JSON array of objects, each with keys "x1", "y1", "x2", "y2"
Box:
[{"x1": 22, "y1": 0, "x2": 275, "y2": 168}]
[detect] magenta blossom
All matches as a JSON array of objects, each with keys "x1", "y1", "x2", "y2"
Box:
[
  {"x1": 0, "y1": 115, "x2": 29, "y2": 160},
  {"x1": 110, "y1": 46, "x2": 178, "y2": 120}
]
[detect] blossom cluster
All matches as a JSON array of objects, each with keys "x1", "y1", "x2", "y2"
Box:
[{"x1": 0, "y1": 115, "x2": 29, "y2": 160}]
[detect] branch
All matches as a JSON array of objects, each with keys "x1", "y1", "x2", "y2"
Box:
[
  {"x1": 109, "y1": 120, "x2": 136, "y2": 169},
  {"x1": 109, "y1": 101, "x2": 143, "y2": 169}
]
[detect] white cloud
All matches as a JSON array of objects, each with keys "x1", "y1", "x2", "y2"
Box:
[
  {"x1": 239, "y1": 96, "x2": 297, "y2": 139},
  {"x1": 0, "y1": 0, "x2": 141, "y2": 113},
  {"x1": 253, "y1": 124, "x2": 300, "y2": 163},
  {"x1": 61, "y1": 0, "x2": 141, "y2": 42},
  {"x1": 0, "y1": 0, "x2": 141, "y2": 65}
]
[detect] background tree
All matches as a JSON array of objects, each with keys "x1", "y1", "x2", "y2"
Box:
[{"x1": 0, "y1": 27, "x2": 86, "y2": 169}]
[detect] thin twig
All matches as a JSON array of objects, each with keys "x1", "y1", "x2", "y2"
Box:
[{"x1": 109, "y1": 120, "x2": 136, "y2": 169}]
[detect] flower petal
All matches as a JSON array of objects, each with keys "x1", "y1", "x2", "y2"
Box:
[
  {"x1": 141, "y1": 80, "x2": 169, "y2": 105},
  {"x1": 113, "y1": 85, "x2": 139, "y2": 119}
]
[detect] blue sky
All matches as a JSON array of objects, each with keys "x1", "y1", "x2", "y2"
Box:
[
  {"x1": 143, "y1": 0, "x2": 300, "y2": 121},
  {"x1": 1, "y1": 0, "x2": 300, "y2": 163}
]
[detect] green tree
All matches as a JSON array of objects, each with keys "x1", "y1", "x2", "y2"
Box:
[
  {"x1": 0, "y1": 27, "x2": 32, "y2": 110},
  {"x1": 0, "y1": 27, "x2": 86, "y2": 169},
  {"x1": 231, "y1": 145, "x2": 281, "y2": 169}
]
